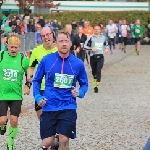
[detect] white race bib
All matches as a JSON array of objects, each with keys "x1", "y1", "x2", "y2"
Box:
[
  {"x1": 110, "y1": 35, "x2": 114, "y2": 38},
  {"x1": 54, "y1": 73, "x2": 74, "y2": 88},
  {"x1": 94, "y1": 42, "x2": 103, "y2": 54},
  {"x1": 3, "y1": 69, "x2": 19, "y2": 82},
  {"x1": 135, "y1": 29, "x2": 140, "y2": 33}
]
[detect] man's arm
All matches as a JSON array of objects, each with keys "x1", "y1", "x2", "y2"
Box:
[
  {"x1": 131, "y1": 25, "x2": 135, "y2": 37},
  {"x1": 33, "y1": 59, "x2": 46, "y2": 104},
  {"x1": 77, "y1": 62, "x2": 88, "y2": 98},
  {"x1": 84, "y1": 36, "x2": 92, "y2": 51},
  {"x1": 140, "y1": 26, "x2": 143, "y2": 36},
  {"x1": 74, "y1": 35, "x2": 81, "y2": 52},
  {"x1": 27, "y1": 50, "x2": 38, "y2": 82},
  {"x1": 114, "y1": 25, "x2": 118, "y2": 33}
]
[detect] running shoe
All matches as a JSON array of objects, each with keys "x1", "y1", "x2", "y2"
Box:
[
  {"x1": 0, "y1": 119, "x2": 8, "y2": 135},
  {"x1": 94, "y1": 86, "x2": 98, "y2": 93},
  {"x1": 137, "y1": 51, "x2": 139, "y2": 55}
]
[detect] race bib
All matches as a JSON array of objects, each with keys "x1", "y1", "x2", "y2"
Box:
[
  {"x1": 54, "y1": 73, "x2": 74, "y2": 88},
  {"x1": 94, "y1": 42, "x2": 103, "y2": 54},
  {"x1": 119, "y1": 35, "x2": 121, "y2": 37},
  {"x1": 3, "y1": 69, "x2": 19, "y2": 82},
  {"x1": 95, "y1": 42, "x2": 103, "y2": 49},
  {"x1": 135, "y1": 29, "x2": 140, "y2": 33},
  {"x1": 110, "y1": 35, "x2": 114, "y2": 38}
]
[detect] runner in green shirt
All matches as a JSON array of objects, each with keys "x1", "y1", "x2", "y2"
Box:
[
  {"x1": 0, "y1": 36, "x2": 30, "y2": 150},
  {"x1": 131, "y1": 19, "x2": 143, "y2": 55}
]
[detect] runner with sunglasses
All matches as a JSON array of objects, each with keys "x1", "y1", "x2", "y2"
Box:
[{"x1": 27, "y1": 27, "x2": 58, "y2": 150}]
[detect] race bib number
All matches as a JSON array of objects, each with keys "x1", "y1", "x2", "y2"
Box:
[
  {"x1": 94, "y1": 42, "x2": 103, "y2": 54},
  {"x1": 54, "y1": 73, "x2": 74, "y2": 88},
  {"x1": 3, "y1": 69, "x2": 19, "y2": 82},
  {"x1": 110, "y1": 35, "x2": 114, "y2": 38},
  {"x1": 95, "y1": 42, "x2": 103, "y2": 49},
  {"x1": 135, "y1": 29, "x2": 140, "y2": 33}
]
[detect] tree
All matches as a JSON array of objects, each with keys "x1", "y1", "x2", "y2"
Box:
[
  {"x1": 0, "y1": 0, "x2": 4, "y2": 9},
  {"x1": 15, "y1": 0, "x2": 61, "y2": 13}
]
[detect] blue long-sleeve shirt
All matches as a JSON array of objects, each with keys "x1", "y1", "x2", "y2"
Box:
[{"x1": 33, "y1": 52, "x2": 88, "y2": 111}]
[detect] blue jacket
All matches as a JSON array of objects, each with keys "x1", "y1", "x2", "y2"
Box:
[
  {"x1": 33, "y1": 52, "x2": 88, "y2": 111},
  {"x1": 35, "y1": 31, "x2": 42, "y2": 44}
]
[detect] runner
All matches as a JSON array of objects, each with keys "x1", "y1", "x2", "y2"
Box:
[
  {"x1": 0, "y1": 36, "x2": 30, "y2": 150},
  {"x1": 76, "y1": 26, "x2": 87, "y2": 62},
  {"x1": 27, "y1": 27, "x2": 58, "y2": 120},
  {"x1": 84, "y1": 25, "x2": 109, "y2": 93},
  {"x1": 131, "y1": 19, "x2": 143, "y2": 55},
  {"x1": 27, "y1": 27, "x2": 58, "y2": 150},
  {"x1": 117, "y1": 20, "x2": 122, "y2": 50},
  {"x1": 106, "y1": 20, "x2": 118, "y2": 54},
  {"x1": 65, "y1": 24, "x2": 80, "y2": 55},
  {"x1": 32, "y1": 30, "x2": 88, "y2": 150},
  {"x1": 121, "y1": 19, "x2": 130, "y2": 53},
  {"x1": 82, "y1": 21, "x2": 94, "y2": 66},
  {"x1": 82, "y1": 21, "x2": 94, "y2": 36}
]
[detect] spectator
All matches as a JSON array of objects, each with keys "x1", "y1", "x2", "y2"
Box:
[
  {"x1": 48, "y1": 19, "x2": 53, "y2": 26},
  {"x1": 52, "y1": 20, "x2": 57, "y2": 34},
  {"x1": 44, "y1": 19, "x2": 49, "y2": 27},
  {"x1": 2, "y1": 12, "x2": 9, "y2": 25},
  {"x1": 14, "y1": 19, "x2": 22, "y2": 34},
  {"x1": 35, "y1": 22, "x2": 43, "y2": 45},
  {"x1": 57, "y1": 22, "x2": 62, "y2": 30},
  {"x1": 79, "y1": 18, "x2": 85, "y2": 27},
  {"x1": 27, "y1": 19, "x2": 35, "y2": 32},
  {"x1": 2, "y1": 20, "x2": 12, "y2": 36},
  {"x1": 71, "y1": 20, "x2": 77, "y2": 34},
  {"x1": 0, "y1": 17, "x2": 2, "y2": 29},
  {"x1": 1, "y1": 36, "x2": 7, "y2": 51}
]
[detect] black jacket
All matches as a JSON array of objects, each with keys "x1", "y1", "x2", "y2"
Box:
[
  {"x1": 76, "y1": 33, "x2": 87, "y2": 50},
  {"x1": 70, "y1": 33, "x2": 81, "y2": 51}
]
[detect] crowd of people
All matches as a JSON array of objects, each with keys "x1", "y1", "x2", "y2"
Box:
[{"x1": 0, "y1": 12, "x2": 146, "y2": 150}]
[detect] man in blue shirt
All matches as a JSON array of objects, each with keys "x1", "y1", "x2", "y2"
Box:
[{"x1": 33, "y1": 30, "x2": 88, "y2": 150}]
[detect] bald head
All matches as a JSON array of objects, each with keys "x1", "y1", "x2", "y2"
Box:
[
  {"x1": 40, "y1": 27, "x2": 53, "y2": 49},
  {"x1": 40, "y1": 27, "x2": 52, "y2": 35}
]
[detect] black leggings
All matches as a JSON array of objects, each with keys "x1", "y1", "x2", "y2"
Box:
[
  {"x1": 90, "y1": 56, "x2": 104, "y2": 82},
  {"x1": 77, "y1": 50, "x2": 86, "y2": 62}
]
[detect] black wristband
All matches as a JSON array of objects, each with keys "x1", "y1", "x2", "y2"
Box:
[{"x1": 25, "y1": 82, "x2": 32, "y2": 89}]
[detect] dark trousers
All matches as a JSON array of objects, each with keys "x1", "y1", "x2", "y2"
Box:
[
  {"x1": 90, "y1": 56, "x2": 104, "y2": 82},
  {"x1": 77, "y1": 50, "x2": 86, "y2": 62}
]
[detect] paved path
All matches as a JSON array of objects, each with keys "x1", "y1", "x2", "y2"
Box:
[{"x1": 1, "y1": 45, "x2": 150, "y2": 150}]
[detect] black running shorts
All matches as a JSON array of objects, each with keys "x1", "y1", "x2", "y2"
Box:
[{"x1": 0, "y1": 100, "x2": 22, "y2": 117}]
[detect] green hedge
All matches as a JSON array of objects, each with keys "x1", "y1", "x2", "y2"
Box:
[{"x1": 32, "y1": 11, "x2": 150, "y2": 36}]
